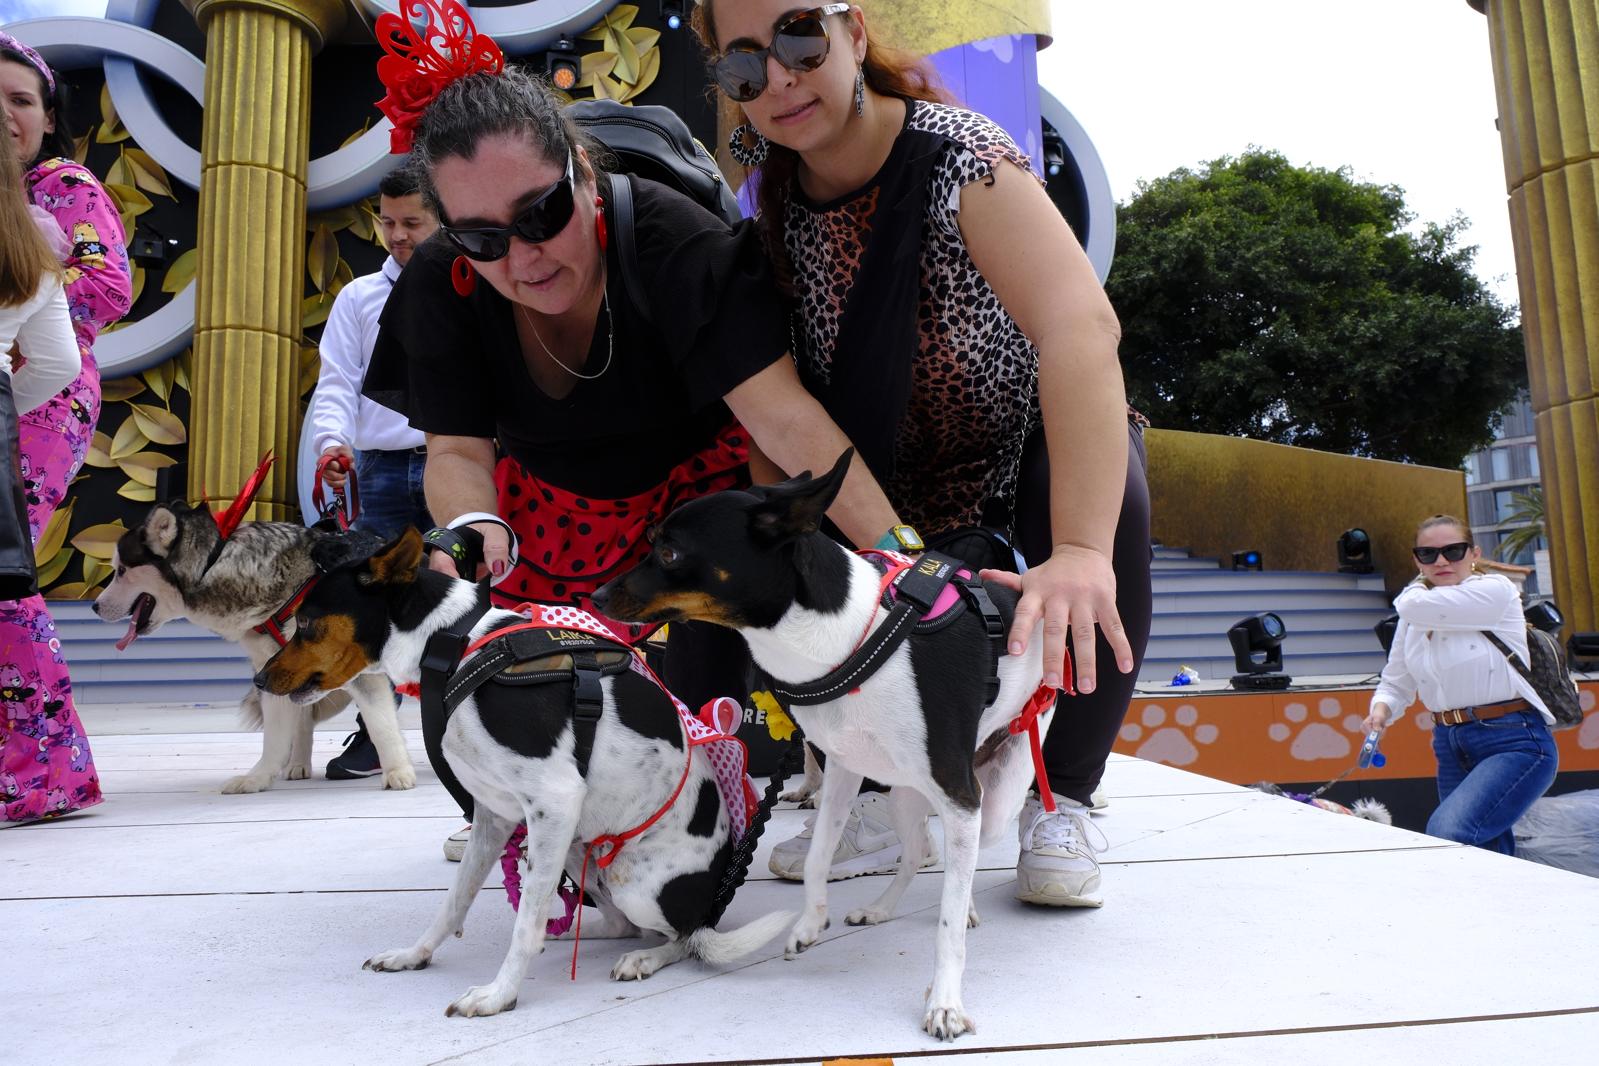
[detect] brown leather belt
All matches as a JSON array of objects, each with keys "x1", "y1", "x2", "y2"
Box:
[{"x1": 1432, "y1": 698, "x2": 1533, "y2": 727}]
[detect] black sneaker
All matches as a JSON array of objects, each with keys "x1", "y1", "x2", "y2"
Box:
[{"x1": 326, "y1": 722, "x2": 382, "y2": 779}]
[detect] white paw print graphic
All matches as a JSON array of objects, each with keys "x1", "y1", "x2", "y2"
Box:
[
  {"x1": 971, "y1": 34, "x2": 1018, "y2": 65},
  {"x1": 1577, "y1": 690, "x2": 1598, "y2": 750},
  {"x1": 1120, "y1": 703, "x2": 1218, "y2": 767},
  {"x1": 1269, "y1": 698, "x2": 1366, "y2": 761}
]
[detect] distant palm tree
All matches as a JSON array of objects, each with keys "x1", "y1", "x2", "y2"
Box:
[{"x1": 1497, "y1": 486, "x2": 1546, "y2": 562}]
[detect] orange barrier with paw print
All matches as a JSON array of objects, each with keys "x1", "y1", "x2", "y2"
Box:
[{"x1": 1117, "y1": 681, "x2": 1599, "y2": 785}]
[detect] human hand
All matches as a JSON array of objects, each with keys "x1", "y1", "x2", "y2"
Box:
[
  {"x1": 1361, "y1": 709, "x2": 1389, "y2": 736},
  {"x1": 425, "y1": 521, "x2": 512, "y2": 583},
  {"x1": 318, "y1": 445, "x2": 355, "y2": 489},
  {"x1": 981, "y1": 543, "x2": 1132, "y2": 695}
]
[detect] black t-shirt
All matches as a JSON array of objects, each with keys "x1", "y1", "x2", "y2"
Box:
[{"x1": 364, "y1": 175, "x2": 789, "y2": 498}]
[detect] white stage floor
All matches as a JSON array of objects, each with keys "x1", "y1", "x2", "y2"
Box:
[{"x1": 6, "y1": 702, "x2": 1599, "y2": 1065}]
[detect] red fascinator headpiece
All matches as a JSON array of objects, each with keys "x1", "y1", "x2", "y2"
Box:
[{"x1": 374, "y1": 0, "x2": 504, "y2": 155}]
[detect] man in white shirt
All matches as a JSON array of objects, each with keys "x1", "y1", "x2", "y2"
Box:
[{"x1": 305, "y1": 164, "x2": 438, "y2": 779}]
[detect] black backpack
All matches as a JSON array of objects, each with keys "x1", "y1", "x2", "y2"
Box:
[
  {"x1": 567, "y1": 99, "x2": 742, "y2": 322},
  {"x1": 1484, "y1": 627, "x2": 1585, "y2": 730}
]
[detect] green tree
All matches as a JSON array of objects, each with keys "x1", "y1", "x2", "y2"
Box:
[
  {"x1": 1106, "y1": 150, "x2": 1526, "y2": 467},
  {"x1": 1496, "y1": 486, "x2": 1545, "y2": 562}
]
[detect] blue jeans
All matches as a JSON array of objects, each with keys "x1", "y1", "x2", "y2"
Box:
[
  {"x1": 1428, "y1": 709, "x2": 1557, "y2": 855},
  {"x1": 351, "y1": 447, "x2": 432, "y2": 540}
]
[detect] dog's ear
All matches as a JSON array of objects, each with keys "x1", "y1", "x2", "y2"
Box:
[
  {"x1": 362, "y1": 527, "x2": 426, "y2": 586},
  {"x1": 143, "y1": 506, "x2": 180, "y2": 557},
  {"x1": 749, "y1": 448, "x2": 853, "y2": 543}
]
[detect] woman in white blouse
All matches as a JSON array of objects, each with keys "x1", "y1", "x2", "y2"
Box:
[
  {"x1": 0, "y1": 129, "x2": 79, "y2": 414},
  {"x1": 1363, "y1": 514, "x2": 1557, "y2": 854}
]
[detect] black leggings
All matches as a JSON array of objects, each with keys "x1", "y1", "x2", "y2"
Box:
[{"x1": 1013, "y1": 421, "x2": 1153, "y2": 805}]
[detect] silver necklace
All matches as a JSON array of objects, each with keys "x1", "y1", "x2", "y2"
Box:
[{"x1": 517, "y1": 291, "x2": 614, "y2": 381}]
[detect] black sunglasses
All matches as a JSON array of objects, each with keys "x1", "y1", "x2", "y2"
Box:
[
  {"x1": 711, "y1": 4, "x2": 850, "y2": 103},
  {"x1": 1413, "y1": 542, "x2": 1472, "y2": 564},
  {"x1": 441, "y1": 153, "x2": 576, "y2": 262}
]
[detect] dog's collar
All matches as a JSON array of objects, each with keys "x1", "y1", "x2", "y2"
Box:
[{"x1": 252, "y1": 575, "x2": 321, "y2": 648}]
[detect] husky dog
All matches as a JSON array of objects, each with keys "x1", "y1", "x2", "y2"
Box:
[
  {"x1": 593, "y1": 452, "x2": 1052, "y2": 1041},
  {"x1": 253, "y1": 529, "x2": 792, "y2": 1017},
  {"x1": 93, "y1": 501, "x2": 415, "y2": 794}
]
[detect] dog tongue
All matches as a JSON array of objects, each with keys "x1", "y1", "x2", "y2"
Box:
[{"x1": 115, "y1": 619, "x2": 140, "y2": 652}]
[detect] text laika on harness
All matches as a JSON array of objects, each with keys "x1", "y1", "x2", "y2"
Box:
[{"x1": 767, "y1": 549, "x2": 1067, "y2": 813}]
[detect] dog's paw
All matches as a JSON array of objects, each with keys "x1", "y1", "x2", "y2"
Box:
[
  {"x1": 610, "y1": 948, "x2": 664, "y2": 982},
  {"x1": 285, "y1": 763, "x2": 311, "y2": 781},
  {"x1": 967, "y1": 902, "x2": 981, "y2": 928},
  {"x1": 779, "y1": 786, "x2": 817, "y2": 807},
  {"x1": 923, "y1": 1003, "x2": 976, "y2": 1042},
  {"x1": 383, "y1": 765, "x2": 418, "y2": 791},
  {"x1": 445, "y1": 984, "x2": 517, "y2": 1018},
  {"x1": 364, "y1": 946, "x2": 432, "y2": 972},
  {"x1": 845, "y1": 906, "x2": 892, "y2": 927},
  {"x1": 784, "y1": 912, "x2": 829, "y2": 958},
  {"x1": 221, "y1": 773, "x2": 272, "y2": 794}
]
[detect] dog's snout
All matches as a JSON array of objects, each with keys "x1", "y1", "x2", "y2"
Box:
[{"x1": 252, "y1": 668, "x2": 271, "y2": 692}]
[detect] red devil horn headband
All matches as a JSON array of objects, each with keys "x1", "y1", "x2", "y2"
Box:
[{"x1": 374, "y1": 0, "x2": 505, "y2": 155}]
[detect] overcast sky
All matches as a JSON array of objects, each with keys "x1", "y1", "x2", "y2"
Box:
[
  {"x1": 5, "y1": 0, "x2": 1519, "y2": 307},
  {"x1": 1038, "y1": 1, "x2": 1518, "y2": 306}
]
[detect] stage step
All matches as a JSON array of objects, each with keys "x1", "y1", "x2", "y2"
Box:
[{"x1": 49, "y1": 601, "x2": 255, "y2": 707}]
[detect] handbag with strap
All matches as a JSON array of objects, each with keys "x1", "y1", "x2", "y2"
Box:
[{"x1": 1482, "y1": 626, "x2": 1584, "y2": 730}]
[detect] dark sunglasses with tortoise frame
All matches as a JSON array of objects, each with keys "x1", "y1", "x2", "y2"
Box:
[{"x1": 710, "y1": 4, "x2": 851, "y2": 103}]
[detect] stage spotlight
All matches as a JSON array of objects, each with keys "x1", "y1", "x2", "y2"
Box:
[
  {"x1": 660, "y1": 0, "x2": 687, "y2": 30},
  {"x1": 1232, "y1": 549, "x2": 1263, "y2": 572},
  {"x1": 1041, "y1": 129, "x2": 1066, "y2": 178},
  {"x1": 1374, "y1": 613, "x2": 1399, "y2": 655},
  {"x1": 546, "y1": 36, "x2": 580, "y2": 92},
  {"x1": 1337, "y1": 527, "x2": 1374, "y2": 574},
  {"x1": 1228, "y1": 612, "x2": 1292, "y2": 690},
  {"x1": 1569, "y1": 632, "x2": 1599, "y2": 671},
  {"x1": 1525, "y1": 600, "x2": 1563, "y2": 636}
]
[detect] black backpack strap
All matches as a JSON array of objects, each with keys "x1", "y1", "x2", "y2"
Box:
[
  {"x1": 608, "y1": 171, "x2": 648, "y2": 328},
  {"x1": 954, "y1": 572, "x2": 1007, "y2": 707},
  {"x1": 1482, "y1": 630, "x2": 1531, "y2": 678},
  {"x1": 420, "y1": 585, "x2": 491, "y2": 819},
  {"x1": 571, "y1": 652, "x2": 607, "y2": 777}
]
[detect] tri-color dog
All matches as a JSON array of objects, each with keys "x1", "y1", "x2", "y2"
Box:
[
  {"x1": 92, "y1": 501, "x2": 414, "y2": 793},
  {"x1": 592, "y1": 452, "x2": 1053, "y2": 1041},
  {"x1": 253, "y1": 529, "x2": 792, "y2": 1018}
]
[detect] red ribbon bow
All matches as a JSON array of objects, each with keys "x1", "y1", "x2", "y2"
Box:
[{"x1": 374, "y1": 0, "x2": 504, "y2": 155}]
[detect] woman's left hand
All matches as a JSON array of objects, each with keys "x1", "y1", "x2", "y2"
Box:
[{"x1": 981, "y1": 544, "x2": 1133, "y2": 695}]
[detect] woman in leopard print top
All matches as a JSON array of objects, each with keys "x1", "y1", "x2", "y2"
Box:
[{"x1": 696, "y1": 2, "x2": 1152, "y2": 909}]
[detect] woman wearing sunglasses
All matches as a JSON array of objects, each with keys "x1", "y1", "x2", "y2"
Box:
[
  {"x1": 1362, "y1": 515, "x2": 1557, "y2": 854},
  {"x1": 693, "y1": 3, "x2": 1151, "y2": 907},
  {"x1": 364, "y1": 62, "x2": 903, "y2": 737}
]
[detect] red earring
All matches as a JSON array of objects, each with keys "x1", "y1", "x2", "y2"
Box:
[
  {"x1": 594, "y1": 195, "x2": 608, "y2": 254},
  {"x1": 451, "y1": 255, "x2": 476, "y2": 297}
]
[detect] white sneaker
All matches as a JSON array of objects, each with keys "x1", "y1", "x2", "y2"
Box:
[
  {"x1": 1089, "y1": 788, "x2": 1109, "y2": 812},
  {"x1": 443, "y1": 825, "x2": 471, "y2": 863},
  {"x1": 768, "y1": 792, "x2": 939, "y2": 881},
  {"x1": 1016, "y1": 793, "x2": 1108, "y2": 907}
]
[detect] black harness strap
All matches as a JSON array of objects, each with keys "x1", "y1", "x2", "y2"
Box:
[
  {"x1": 770, "y1": 552, "x2": 1007, "y2": 709},
  {"x1": 420, "y1": 586, "x2": 490, "y2": 819}
]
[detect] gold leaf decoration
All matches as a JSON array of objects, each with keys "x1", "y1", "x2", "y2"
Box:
[
  {"x1": 626, "y1": 26, "x2": 661, "y2": 52},
  {"x1": 302, "y1": 290, "x2": 336, "y2": 330},
  {"x1": 308, "y1": 223, "x2": 338, "y2": 292},
  {"x1": 117, "y1": 480, "x2": 157, "y2": 503},
  {"x1": 34, "y1": 499, "x2": 75, "y2": 566},
  {"x1": 128, "y1": 403, "x2": 187, "y2": 446},
  {"x1": 71, "y1": 521, "x2": 129, "y2": 561},
  {"x1": 105, "y1": 182, "x2": 153, "y2": 218},
  {"x1": 118, "y1": 451, "x2": 177, "y2": 488},
  {"x1": 45, "y1": 580, "x2": 92, "y2": 601},
  {"x1": 110, "y1": 416, "x2": 149, "y2": 459},
  {"x1": 104, "y1": 155, "x2": 131, "y2": 188},
  {"x1": 86, "y1": 431, "x2": 117, "y2": 469},
  {"x1": 330, "y1": 258, "x2": 354, "y2": 295},
  {"x1": 310, "y1": 206, "x2": 358, "y2": 233},
  {"x1": 174, "y1": 348, "x2": 192, "y2": 393},
  {"x1": 580, "y1": 51, "x2": 619, "y2": 85},
  {"x1": 162, "y1": 249, "x2": 197, "y2": 294},
  {"x1": 35, "y1": 548, "x2": 74, "y2": 589},
  {"x1": 610, "y1": 19, "x2": 642, "y2": 84},
  {"x1": 81, "y1": 557, "x2": 113, "y2": 590},
  {"x1": 124, "y1": 148, "x2": 175, "y2": 200},
  {"x1": 624, "y1": 47, "x2": 661, "y2": 101},
  {"x1": 96, "y1": 84, "x2": 130, "y2": 144},
  {"x1": 340, "y1": 119, "x2": 372, "y2": 149},
  {"x1": 73, "y1": 128, "x2": 94, "y2": 165},
  {"x1": 100, "y1": 378, "x2": 146, "y2": 403}
]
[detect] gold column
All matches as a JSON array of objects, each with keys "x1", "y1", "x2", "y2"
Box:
[
  {"x1": 1470, "y1": 0, "x2": 1599, "y2": 629},
  {"x1": 189, "y1": 0, "x2": 346, "y2": 521}
]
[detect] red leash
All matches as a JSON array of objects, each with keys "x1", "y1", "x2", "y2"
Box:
[{"x1": 312, "y1": 454, "x2": 360, "y2": 530}]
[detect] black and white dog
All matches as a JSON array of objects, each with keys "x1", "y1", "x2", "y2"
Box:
[
  {"x1": 593, "y1": 452, "x2": 1052, "y2": 1041},
  {"x1": 93, "y1": 501, "x2": 414, "y2": 793},
  {"x1": 254, "y1": 528, "x2": 792, "y2": 1018}
]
